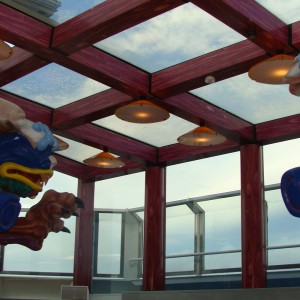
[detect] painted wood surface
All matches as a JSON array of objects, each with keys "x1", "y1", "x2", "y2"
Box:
[
  {"x1": 73, "y1": 180, "x2": 95, "y2": 289},
  {"x1": 240, "y1": 144, "x2": 267, "y2": 288},
  {"x1": 53, "y1": 0, "x2": 184, "y2": 53},
  {"x1": 52, "y1": 89, "x2": 132, "y2": 129},
  {"x1": 152, "y1": 40, "x2": 266, "y2": 98},
  {"x1": 143, "y1": 166, "x2": 166, "y2": 291},
  {"x1": 192, "y1": 0, "x2": 292, "y2": 54}
]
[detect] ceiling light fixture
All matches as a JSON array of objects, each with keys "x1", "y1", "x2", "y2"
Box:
[
  {"x1": 0, "y1": 39, "x2": 13, "y2": 61},
  {"x1": 115, "y1": 99, "x2": 170, "y2": 124},
  {"x1": 177, "y1": 126, "x2": 226, "y2": 146},
  {"x1": 83, "y1": 151, "x2": 125, "y2": 168},
  {"x1": 248, "y1": 54, "x2": 294, "y2": 84}
]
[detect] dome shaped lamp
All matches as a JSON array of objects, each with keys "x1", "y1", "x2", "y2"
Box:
[
  {"x1": 248, "y1": 54, "x2": 294, "y2": 84},
  {"x1": 83, "y1": 151, "x2": 125, "y2": 168},
  {"x1": 115, "y1": 99, "x2": 170, "y2": 124},
  {"x1": 0, "y1": 39, "x2": 13, "y2": 61},
  {"x1": 177, "y1": 126, "x2": 226, "y2": 146}
]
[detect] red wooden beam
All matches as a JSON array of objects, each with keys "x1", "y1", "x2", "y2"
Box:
[
  {"x1": 68, "y1": 47, "x2": 150, "y2": 97},
  {"x1": 54, "y1": 124, "x2": 158, "y2": 164},
  {"x1": 0, "y1": 5, "x2": 150, "y2": 97},
  {"x1": 159, "y1": 139, "x2": 239, "y2": 166},
  {"x1": 52, "y1": 0, "x2": 184, "y2": 54},
  {"x1": 73, "y1": 179, "x2": 95, "y2": 290},
  {"x1": 291, "y1": 21, "x2": 300, "y2": 50},
  {"x1": 0, "y1": 3, "x2": 52, "y2": 51},
  {"x1": 55, "y1": 154, "x2": 144, "y2": 181},
  {"x1": 143, "y1": 166, "x2": 166, "y2": 291},
  {"x1": 191, "y1": 0, "x2": 292, "y2": 54},
  {"x1": 240, "y1": 144, "x2": 266, "y2": 288},
  {"x1": 0, "y1": 90, "x2": 52, "y2": 126},
  {"x1": 160, "y1": 93, "x2": 255, "y2": 143},
  {"x1": 0, "y1": 47, "x2": 49, "y2": 86},
  {"x1": 256, "y1": 114, "x2": 300, "y2": 144},
  {"x1": 52, "y1": 89, "x2": 132, "y2": 130},
  {"x1": 152, "y1": 40, "x2": 267, "y2": 98}
]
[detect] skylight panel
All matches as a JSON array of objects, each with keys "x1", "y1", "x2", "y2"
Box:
[{"x1": 95, "y1": 2, "x2": 245, "y2": 72}]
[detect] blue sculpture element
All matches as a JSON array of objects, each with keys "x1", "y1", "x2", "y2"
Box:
[
  {"x1": 0, "y1": 132, "x2": 53, "y2": 232},
  {"x1": 281, "y1": 167, "x2": 300, "y2": 217}
]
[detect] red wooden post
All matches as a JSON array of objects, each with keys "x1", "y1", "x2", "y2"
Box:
[
  {"x1": 73, "y1": 179, "x2": 95, "y2": 290},
  {"x1": 143, "y1": 166, "x2": 166, "y2": 291},
  {"x1": 240, "y1": 144, "x2": 267, "y2": 288}
]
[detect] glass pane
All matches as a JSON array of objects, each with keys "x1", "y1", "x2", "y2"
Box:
[
  {"x1": 96, "y1": 213, "x2": 122, "y2": 275},
  {"x1": 191, "y1": 73, "x2": 300, "y2": 124},
  {"x1": 167, "y1": 152, "x2": 240, "y2": 201},
  {"x1": 166, "y1": 205, "x2": 195, "y2": 272},
  {"x1": 200, "y1": 196, "x2": 241, "y2": 270},
  {"x1": 205, "y1": 252, "x2": 241, "y2": 270},
  {"x1": 266, "y1": 189, "x2": 300, "y2": 247},
  {"x1": 20, "y1": 171, "x2": 78, "y2": 209},
  {"x1": 255, "y1": 0, "x2": 300, "y2": 25},
  {"x1": 268, "y1": 248, "x2": 300, "y2": 266},
  {"x1": 94, "y1": 172, "x2": 145, "y2": 209},
  {"x1": 56, "y1": 136, "x2": 103, "y2": 164},
  {"x1": 93, "y1": 114, "x2": 196, "y2": 147},
  {"x1": 2, "y1": 63, "x2": 109, "y2": 108},
  {"x1": 166, "y1": 257, "x2": 194, "y2": 273},
  {"x1": 95, "y1": 3, "x2": 245, "y2": 72},
  {"x1": 1, "y1": 0, "x2": 106, "y2": 26},
  {"x1": 264, "y1": 138, "x2": 300, "y2": 185},
  {"x1": 3, "y1": 215, "x2": 76, "y2": 273}
]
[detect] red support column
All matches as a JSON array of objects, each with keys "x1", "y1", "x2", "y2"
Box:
[
  {"x1": 73, "y1": 179, "x2": 95, "y2": 290},
  {"x1": 240, "y1": 144, "x2": 267, "y2": 288},
  {"x1": 143, "y1": 166, "x2": 166, "y2": 291}
]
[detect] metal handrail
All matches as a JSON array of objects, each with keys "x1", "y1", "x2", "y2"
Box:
[{"x1": 129, "y1": 243, "x2": 300, "y2": 262}]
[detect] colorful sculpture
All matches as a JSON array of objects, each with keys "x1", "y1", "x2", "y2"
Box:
[{"x1": 0, "y1": 98, "x2": 83, "y2": 250}]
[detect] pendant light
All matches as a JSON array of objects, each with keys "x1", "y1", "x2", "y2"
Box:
[
  {"x1": 248, "y1": 54, "x2": 294, "y2": 84},
  {"x1": 83, "y1": 151, "x2": 125, "y2": 168},
  {"x1": 177, "y1": 126, "x2": 226, "y2": 146},
  {"x1": 0, "y1": 39, "x2": 13, "y2": 61},
  {"x1": 115, "y1": 99, "x2": 170, "y2": 124}
]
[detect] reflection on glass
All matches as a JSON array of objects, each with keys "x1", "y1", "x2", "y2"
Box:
[
  {"x1": 263, "y1": 139, "x2": 300, "y2": 185},
  {"x1": 3, "y1": 215, "x2": 76, "y2": 273},
  {"x1": 205, "y1": 252, "x2": 241, "y2": 270},
  {"x1": 2, "y1": 63, "x2": 109, "y2": 108},
  {"x1": 97, "y1": 213, "x2": 122, "y2": 275},
  {"x1": 95, "y1": 3, "x2": 244, "y2": 72},
  {"x1": 1, "y1": 0, "x2": 106, "y2": 26},
  {"x1": 191, "y1": 73, "x2": 300, "y2": 124}
]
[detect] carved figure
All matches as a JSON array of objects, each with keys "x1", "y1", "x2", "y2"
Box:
[{"x1": 0, "y1": 98, "x2": 83, "y2": 250}]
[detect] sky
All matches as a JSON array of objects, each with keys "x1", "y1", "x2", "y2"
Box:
[{"x1": 2, "y1": 0, "x2": 300, "y2": 277}]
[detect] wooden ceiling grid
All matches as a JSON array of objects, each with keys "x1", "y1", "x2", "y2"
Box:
[{"x1": 0, "y1": 0, "x2": 300, "y2": 181}]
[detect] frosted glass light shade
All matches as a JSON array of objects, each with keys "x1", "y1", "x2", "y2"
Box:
[
  {"x1": 115, "y1": 100, "x2": 170, "y2": 124},
  {"x1": 248, "y1": 54, "x2": 294, "y2": 84},
  {"x1": 83, "y1": 151, "x2": 125, "y2": 168},
  {"x1": 177, "y1": 126, "x2": 226, "y2": 146}
]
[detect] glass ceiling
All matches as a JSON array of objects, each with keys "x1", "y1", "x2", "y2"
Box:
[
  {"x1": 0, "y1": 0, "x2": 106, "y2": 26},
  {"x1": 190, "y1": 73, "x2": 300, "y2": 124},
  {"x1": 1, "y1": 63, "x2": 109, "y2": 108},
  {"x1": 94, "y1": 114, "x2": 197, "y2": 147},
  {"x1": 255, "y1": 0, "x2": 300, "y2": 25},
  {"x1": 95, "y1": 2, "x2": 245, "y2": 72}
]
